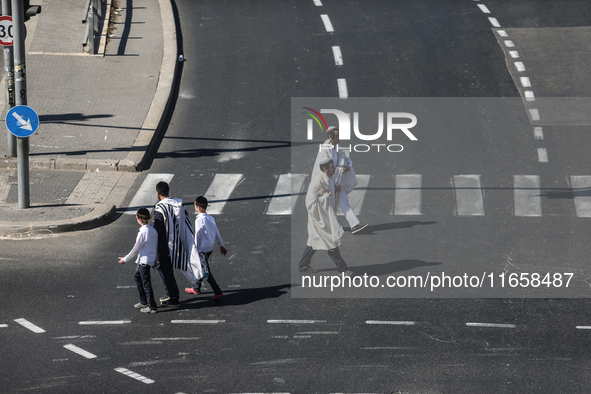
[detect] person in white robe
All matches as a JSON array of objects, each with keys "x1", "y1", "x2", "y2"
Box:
[
  {"x1": 298, "y1": 158, "x2": 352, "y2": 275},
  {"x1": 312, "y1": 126, "x2": 368, "y2": 234}
]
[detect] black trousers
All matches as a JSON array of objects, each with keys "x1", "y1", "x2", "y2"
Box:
[
  {"x1": 298, "y1": 245, "x2": 347, "y2": 272},
  {"x1": 194, "y1": 251, "x2": 222, "y2": 295},
  {"x1": 156, "y1": 255, "x2": 180, "y2": 300},
  {"x1": 134, "y1": 264, "x2": 157, "y2": 309}
]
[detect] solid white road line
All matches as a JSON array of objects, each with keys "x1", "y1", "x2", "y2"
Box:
[
  {"x1": 332, "y1": 46, "x2": 343, "y2": 65},
  {"x1": 571, "y1": 176, "x2": 591, "y2": 217},
  {"x1": 64, "y1": 344, "x2": 97, "y2": 359},
  {"x1": 337, "y1": 78, "x2": 348, "y2": 99},
  {"x1": 321, "y1": 14, "x2": 334, "y2": 32},
  {"x1": 366, "y1": 320, "x2": 415, "y2": 325},
  {"x1": 14, "y1": 318, "x2": 46, "y2": 333},
  {"x1": 576, "y1": 326, "x2": 591, "y2": 330},
  {"x1": 537, "y1": 148, "x2": 548, "y2": 163},
  {"x1": 125, "y1": 173, "x2": 174, "y2": 214},
  {"x1": 488, "y1": 17, "x2": 500, "y2": 27},
  {"x1": 514, "y1": 175, "x2": 542, "y2": 217},
  {"x1": 394, "y1": 174, "x2": 422, "y2": 215},
  {"x1": 204, "y1": 174, "x2": 244, "y2": 215},
  {"x1": 339, "y1": 174, "x2": 370, "y2": 215},
  {"x1": 466, "y1": 322, "x2": 516, "y2": 328},
  {"x1": 79, "y1": 321, "x2": 131, "y2": 325},
  {"x1": 114, "y1": 367, "x2": 155, "y2": 384},
  {"x1": 453, "y1": 175, "x2": 485, "y2": 216},
  {"x1": 265, "y1": 174, "x2": 307, "y2": 215}
]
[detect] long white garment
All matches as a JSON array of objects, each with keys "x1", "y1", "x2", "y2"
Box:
[
  {"x1": 312, "y1": 139, "x2": 358, "y2": 194},
  {"x1": 305, "y1": 171, "x2": 344, "y2": 250},
  {"x1": 154, "y1": 198, "x2": 204, "y2": 283}
]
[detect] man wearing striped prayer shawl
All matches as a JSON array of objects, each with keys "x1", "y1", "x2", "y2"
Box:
[{"x1": 153, "y1": 182, "x2": 204, "y2": 307}]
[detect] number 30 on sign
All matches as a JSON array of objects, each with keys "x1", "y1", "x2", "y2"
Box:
[{"x1": 0, "y1": 16, "x2": 13, "y2": 47}]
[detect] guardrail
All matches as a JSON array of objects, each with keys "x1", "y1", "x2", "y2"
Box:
[{"x1": 82, "y1": 0, "x2": 105, "y2": 54}]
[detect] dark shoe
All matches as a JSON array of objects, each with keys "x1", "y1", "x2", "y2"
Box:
[
  {"x1": 351, "y1": 223, "x2": 369, "y2": 234},
  {"x1": 140, "y1": 307, "x2": 157, "y2": 314},
  {"x1": 161, "y1": 299, "x2": 180, "y2": 307},
  {"x1": 185, "y1": 287, "x2": 201, "y2": 295},
  {"x1": 211, "y1": 293, "x2": 224, "y2": 300},
  {"x1": 299, "y1": 266, "x2": 318, "y2": 273}
]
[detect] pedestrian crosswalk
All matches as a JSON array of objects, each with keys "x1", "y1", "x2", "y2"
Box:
[{"x1": 127, "y1": 173, "x2": 591, "y2": 218}]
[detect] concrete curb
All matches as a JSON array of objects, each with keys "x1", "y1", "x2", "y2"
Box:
[{"x1": 0, "y1": 204, "x2": 117, "y2": 237}]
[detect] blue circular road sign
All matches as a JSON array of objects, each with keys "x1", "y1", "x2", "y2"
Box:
[{"x1": 6, "y1": 105, "x2": 39, "y2": 137}]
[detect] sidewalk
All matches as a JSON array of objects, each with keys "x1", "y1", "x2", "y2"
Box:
[{"x1": 0, "y1": 0, "x2": 178, "y2": 236}]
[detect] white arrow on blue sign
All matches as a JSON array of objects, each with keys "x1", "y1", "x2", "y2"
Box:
[{"x1": 6, "y1": 105, "x2": 39, "y2": 137}]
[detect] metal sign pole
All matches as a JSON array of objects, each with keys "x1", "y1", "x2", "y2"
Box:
[
  {"x1": 11, "y1": 0, "x2": 29, "y2": 208},
  {"x1": 1, "y1": 0, "x2": 16, "y2": 157}
]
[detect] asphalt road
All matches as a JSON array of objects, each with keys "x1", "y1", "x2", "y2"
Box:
[{"x1": 3, "y1": 0, "x2": 591, "y2": 393}]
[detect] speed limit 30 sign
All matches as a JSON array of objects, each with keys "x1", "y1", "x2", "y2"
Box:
[{"x1": 0, "y1": 16, "x2": 13, "y2": 46}]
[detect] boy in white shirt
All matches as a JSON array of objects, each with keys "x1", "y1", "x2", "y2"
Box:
[
  {"x1": 119, "y1": 208, "x2": 159, "y2": 313},
  {"x1": 185, "y1": 196, "x2": 228, "y2": 300}
]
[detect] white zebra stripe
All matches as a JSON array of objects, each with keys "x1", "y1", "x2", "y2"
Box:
[
  {"x1": 571, "y1": 176, "x2": 591, "y2": 217},
  {"x1": 204, "y1": 174, "x2": 244, "y2": 215},
  {"x1": 453, "y1": 175, "x2": 485, "y2": 216},
  {"x1": 265, "y1": 174, "x2": 307, "y2": 215},
  {"x1": 514, "y1": 175, "x2": 542, "y2": 217},
  {"x1": 394, "y1": 174, "x2": 422, "y2": 215},
  {"x1": 339, "y1": 175, "x2": 370, "y2": 216},
  {"x1": 125, "y1": 173, "x2": 174, "y2": 214}
]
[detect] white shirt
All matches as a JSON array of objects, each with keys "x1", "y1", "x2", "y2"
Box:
[
  {"x1": 123, "y1": 224, "x2": 158, "y2": 266},
  {"x1": 195, "y1": 213, "x2": 223, "y2": 253}
]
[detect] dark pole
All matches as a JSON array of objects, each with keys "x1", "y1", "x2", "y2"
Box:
[
  {"x1": 2, "y1": 0, "x2": 16, "y2": 157},
  {"x1": 11, "y1": 0, "x2": 29, "y2": 208}
]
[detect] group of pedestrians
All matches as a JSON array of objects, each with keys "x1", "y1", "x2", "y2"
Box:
[
  {"x1": 119, "y1": 182, "x2": 227, "y2": 314},
  {"x1": 298, "y1": 126, "x2": 368, "y2": 276}
]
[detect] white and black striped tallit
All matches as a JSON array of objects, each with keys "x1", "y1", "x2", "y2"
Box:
[{"x1": 154, "y1": 198, "x2": 204, "y2": 281}]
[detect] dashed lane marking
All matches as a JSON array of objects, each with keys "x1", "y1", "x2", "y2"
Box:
[
  {"x1": 14, "y1": 318, "x2": 46, "y2": 333},
  {"x1": 337, "y1": 78, "x2": 348, "y2": 99},
  {"x1": 79, "y1": 321, "x2": 131, "y2": 325},
  {"x1": 466, "y1": 322, "x2": 516, "y2": 328},
  {"x1": 267, "y1": 320, "x2": 327, "y2": 324},
  {"x1": 477, "y1": 4, "x2": 491, "y2": 13},
  {"x1": 332, "y1": 46, "x2": 343, "y2": 65},
  {"x1": 320, "y1": 14, "x2": 334, "y2": 32},
  {"x1": 537, "y1": 148, "x2": 548, "y2": 163},
  {"x1": 366, "y1": 321, "x2": 415, "y2": 325},
  {"x1": 64, "y1": 344, "x2": 97, "y2": 359},
  {"x1": 488, "y1": 17, "x2": 500, "y2": 27},
  {"x1": 171, "y1": 320, "x2": 226, "y2": 324},
  {"x1": 114, "y1": 367, "x2": 155, "y2": 384}
]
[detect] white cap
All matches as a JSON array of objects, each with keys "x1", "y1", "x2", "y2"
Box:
[
  {"x1": 327, "y1": 126, "x2": 337, "y2": 132},
  {"x1": 319, "y1": 157, "x2": 333, "y2": 165}
]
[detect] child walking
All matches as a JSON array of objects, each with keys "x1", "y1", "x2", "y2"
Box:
[
  {"x1": 119, "y1": 208, "x2": 159, "y2": 313},
  {"x1": 185, "y1": 196, "x2": 228, "y2": 300}
]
